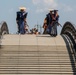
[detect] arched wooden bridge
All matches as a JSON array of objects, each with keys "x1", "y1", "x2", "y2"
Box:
[{"x1": 0, "y1": 21, "x2": 76, "y2": 75}]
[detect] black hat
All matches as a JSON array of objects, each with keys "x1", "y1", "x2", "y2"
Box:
[{"x1": 54, "y1": 10, "x2": 58, "y2": 11}]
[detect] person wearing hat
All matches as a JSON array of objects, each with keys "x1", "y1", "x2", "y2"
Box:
[
  {"x1": 51, "y1": 10, "x2": 59, "y2": 36},
  {"x1": 43, "y1": 9, "x2": 54, "y2": 34},
  {"x1": 16, "y1": 7, "x2": 28, "y2": 34}
]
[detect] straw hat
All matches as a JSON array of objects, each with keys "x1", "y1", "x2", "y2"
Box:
[{"x1": 19, "y1": 7, "x2": 26, "y2": 10}]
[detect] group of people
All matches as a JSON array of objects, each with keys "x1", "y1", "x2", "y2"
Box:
[
  {"x1": 16, "y1": 7, "x2": 60, "y2": 36},
  {"x1": 43, "y1": 9, "x2": 59, "y2": 37}
]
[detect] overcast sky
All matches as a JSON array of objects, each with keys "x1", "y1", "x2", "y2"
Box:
[{"x1": 0, "y1": 0, "x2": 76, "y2": 34}]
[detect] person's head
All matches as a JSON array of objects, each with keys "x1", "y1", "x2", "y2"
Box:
[
  {"x1": 50, "y1": 11, "x2": 53, "y2": 14},
  {"x1": 49, "y1": 9, "x2": 54, "y2": 14},
  {"x1": 20, "y1": 9, "x2": 25, "y2": 12},
  {"x1": 54, "y1": 10, "x2": 58, "y2": 14}
]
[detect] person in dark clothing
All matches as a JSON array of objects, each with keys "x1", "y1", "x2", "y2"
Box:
[
  {"x1": 43, "y1": 9, "x2": 54, "y2": 34},
  {"x1": 43, "y1": 9, "x2": 59, "y2": 36},
  {"x1": 46, "y1": 11, "x2": 53, "y2": 34},
  {"x1": 16, "y1": 7, "x2": 28, "y2": 34},
  {"x1": 51, "y1": 10, "x2": 59, "y2": 36}
]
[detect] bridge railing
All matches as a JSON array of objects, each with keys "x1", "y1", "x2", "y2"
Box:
[
  {"x1": 61, "y1": 22, "x2": 76, "y2": 68},
  {"x1": 0, "y1": 21, "x2": 9, "y2": 47},
  {"x1": 0, "y1": 21, "x2": 9, "y2": 36}
]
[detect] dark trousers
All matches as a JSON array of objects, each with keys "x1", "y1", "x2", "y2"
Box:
[
  {"x1": 46, "y1": 25, "x2": 52, "y2": 34},
  {"x1": 51, "y1": 23, "x2": 57, "y2": 36},
  {"x1": 17, "y1": 20, "x2": 25, "y2": 34}
]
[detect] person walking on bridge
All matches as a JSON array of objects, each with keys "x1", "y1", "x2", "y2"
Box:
[
  {"x1": 16, "y1": 7, "x2": 28, "y2": 34},
  {"x1": 43, "y1": 9, "x2": 54, "y2": 34},
  {"x1": 51, "y1": 10, "x2": 59, "y2": 36},
  {"x1": 43, "y1": 9, "x2": 59, "y2": 36}
]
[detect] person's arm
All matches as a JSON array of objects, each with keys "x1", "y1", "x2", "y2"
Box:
[
  {"x1": 56, "y1": 15, "x2": 59, "y2": 21},
  {"x1": 24, "y1": 12, "x2": 28, "y2": 19},
  {"x1": 24, "y1": 18, "x2": 26, "y2": 22},
  {"x1": 55, "y1": 12, "x2": 59, "y2": 21},
  {"x1": 43, "y1": 18, "x2": 47, "y2": 27},
  {"x1": 24, "y1": 12, "x2": 28, "y2": 23},
  {"x1": 16, "y1": 12, "x2": 20, "y2": 24}
]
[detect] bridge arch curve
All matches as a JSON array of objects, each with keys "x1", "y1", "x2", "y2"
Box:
[
  {"x1": 0, "y1": 21, "x2": 9, "y2": 35},
  {"x1": 61, "y1": 22, "x2": 76, "y2": 50},
  {"x1": 61, "y1": 22, "x2": 76, "y2": 70}
]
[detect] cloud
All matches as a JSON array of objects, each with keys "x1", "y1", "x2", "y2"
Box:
[
  {"x1": 43, "y1": 0, "x2": 57, "y2": 7},
  {"x1": 32, "y1": 0, "x2": 57, "y2": 7},
  {"x1": 32, "y1": 0, "x2": 73, "y2": 13},
  {"x1": 32, "y1": 0, "x2": 58, "y2": 13},
  {"x1": 32, "y1": 0, "x2": 41, "y2": 5}
]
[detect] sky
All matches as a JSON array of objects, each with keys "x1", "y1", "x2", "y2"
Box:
[{"x1": 0, "y1": 0, "x2": 76, "y2": 34}]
